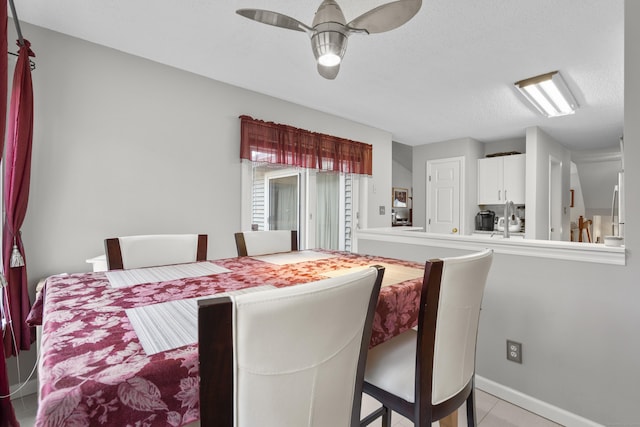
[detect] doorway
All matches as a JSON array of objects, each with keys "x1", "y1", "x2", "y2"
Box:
[{"x1": 245, "y1": 164, "x2": 360, "y2": 251}]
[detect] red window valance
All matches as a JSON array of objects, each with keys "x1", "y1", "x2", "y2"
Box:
[{"x1": 239, "y1": 115, "x2": 373, "y2": 175}]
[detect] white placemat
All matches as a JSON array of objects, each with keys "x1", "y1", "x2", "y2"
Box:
[
  {"x1": 126, "y1": 285, "x2": 275, "y2": 355},
  {"x1": 106, "y1": 262, "x2": 231, "y2": 288},
  {"x1": 251, "y1": 250, "x2": 338, "y2": 265},
  {"x1": 321, "y1": 263, "x2": 423, "y2": 287}
]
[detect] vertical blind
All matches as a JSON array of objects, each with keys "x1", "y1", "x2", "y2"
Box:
[{"x1": 239, "y1": 115, "x2": 373, "y2": 175}]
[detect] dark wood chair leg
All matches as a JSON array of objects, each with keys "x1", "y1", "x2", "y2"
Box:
[
  {"x1": 360, "y1": 406, "x2": 384, "y2": 427},
  {"x1": 381, "y1": 406, "x2": 392, "y2": 427},
  {"x1": 466, "y1": 389, "x2": 477, "y2": 427}
]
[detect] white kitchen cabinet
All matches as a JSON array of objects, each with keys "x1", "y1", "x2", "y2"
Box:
[{"x1": 477, "y1": 154, "x2": 526, "y2": 205}]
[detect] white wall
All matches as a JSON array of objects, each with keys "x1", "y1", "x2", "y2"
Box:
[
  {"x1": 392, "y1": 159, "x2": 412, "y2": 193},
  {"x1": 369, "y1": 139, "x2": 394, "y2": 228},
  {"x1": 359, "y1": 3, "x2": 640, "y2": 424},
  {"x1": 7, "y1": 22, "x2": 392, "y2": 383},
  {"x1": 525, "y1": 126, "x2": 572, "y2": 240}
]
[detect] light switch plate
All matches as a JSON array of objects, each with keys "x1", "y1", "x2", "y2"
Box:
[{"x1": 379, "y1": 206, "x2": 385, "y2": 215}]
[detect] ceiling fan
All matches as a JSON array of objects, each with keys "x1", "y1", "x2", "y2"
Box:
[{"x1": 236, "y1": 0, "x2": 422, "y2": 79}]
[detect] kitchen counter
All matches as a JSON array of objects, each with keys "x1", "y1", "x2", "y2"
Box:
[
  {"x1": 472, "y1": 230, "x2": 525, "y2": 238},
  {"x1": 355, "y1": 227, "x2": 625, "y2": 265}
]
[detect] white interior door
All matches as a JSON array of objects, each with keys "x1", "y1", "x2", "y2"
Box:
[{"x1": 427, "y1": 157, "x2": 462, "y2": 235}]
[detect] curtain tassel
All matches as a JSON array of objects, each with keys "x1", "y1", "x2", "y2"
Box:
[{"x1": 10, "y1": 243, "x2": 25, "y2": 268}]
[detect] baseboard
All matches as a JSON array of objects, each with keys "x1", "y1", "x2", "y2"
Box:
[
  {"x1": 9, "y1": 378, "x2": 38, "y2": 399},
  {"x1": 475, "y1": 375, "x2": 604, "y2": 427}
]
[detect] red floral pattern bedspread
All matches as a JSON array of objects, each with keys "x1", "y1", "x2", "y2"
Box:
[{"x1": 30, "y1": 251, "x2": 423, "y2": 426}]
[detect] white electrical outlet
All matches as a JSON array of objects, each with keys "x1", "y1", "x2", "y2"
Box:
[{"x1": 507, "y1": 339, "x2": 522, "y2": 364}]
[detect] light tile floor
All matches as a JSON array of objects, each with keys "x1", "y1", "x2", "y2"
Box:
[
  {"x1": 360, "y1": 389, "x2": 563, "y2": 427},
  {"x1": 12, "y1": 392, "x2": 38, "y2": 426},
  {"x1": 12, "y1": 389, "x2": 562, "y2": 426}
]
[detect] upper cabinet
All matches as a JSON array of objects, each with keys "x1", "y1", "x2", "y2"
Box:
[{"x1": 477, "y1": 154, "x2": 526, "y2": 205}]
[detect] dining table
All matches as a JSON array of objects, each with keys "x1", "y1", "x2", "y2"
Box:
[{"x1": 28, "y1": 249, "x2": 429, "y2": 427}]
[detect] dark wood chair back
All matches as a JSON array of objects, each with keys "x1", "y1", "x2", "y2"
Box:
[
  {"x1": 234, "y1": 230, "x2": 298, "y2": 257},
  {"x1": 105, "y1": 234, "x2": 208, "y2": 270}
]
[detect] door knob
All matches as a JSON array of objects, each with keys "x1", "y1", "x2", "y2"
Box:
[{"x1": 452, "y1": 228, "x2": 458, "y2": 234}]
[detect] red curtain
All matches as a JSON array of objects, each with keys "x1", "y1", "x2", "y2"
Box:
[
  {"x1": 1, "y1": 4, "x2": 20, "y2": 427},
  {"x1": 239, "y1": 115, "x2": 373, "y2": 175},
  {"x1": 0, "y1": 0, "x2": 6, "y2": 154},
  {"x1": 2, "y1": 38, "x2": 35, "y2": 357},
  {"x1": 0, "y1": 36, "x2": 35, "y2": 426},
  {"x1": 1, "y1": 34, "x2": 35, "y2": 425}
]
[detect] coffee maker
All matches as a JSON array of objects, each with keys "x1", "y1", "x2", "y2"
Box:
[{"x1": 475, "y1": 210, "x2": 495, "y2": 231}]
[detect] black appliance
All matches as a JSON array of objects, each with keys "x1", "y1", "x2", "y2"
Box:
[{"x1": 475, "y1": 210, "x2": 495, "y2": 231}]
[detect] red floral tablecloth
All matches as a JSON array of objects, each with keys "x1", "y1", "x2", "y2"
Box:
[{"x1": 30, "y1": 251, "x2": 423, "y2": 426}]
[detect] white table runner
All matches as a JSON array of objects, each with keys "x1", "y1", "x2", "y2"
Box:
[
  {"x1": 106, "y1": 262, "x2": 231, "y2": 288},
  {"x1": 126, "y1": 285, "x2": 275, "y2": 355},
  {"x1": 321, "y1": 263, "x2": 423, "y2": 287},
  {"x1": 251, "y1": 250, "x2": 338, "y2": 265}
]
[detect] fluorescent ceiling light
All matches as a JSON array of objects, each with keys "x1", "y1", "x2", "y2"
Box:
[{"x1": 514, "y1": 71, "x2": 578, "y2": 117}]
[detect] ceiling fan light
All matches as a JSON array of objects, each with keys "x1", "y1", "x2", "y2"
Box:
[
  {"x1": 319, "y1": 52, "x2": 341, "y2": 67},
  {"x1": 312, "y1": 29, "x2": 347, "y2": 66}
]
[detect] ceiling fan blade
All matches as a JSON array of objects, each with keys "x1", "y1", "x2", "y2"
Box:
[
  {"x1": 347, "y1": 0, "x2": 422, "y2": 34},
  {"x1": 318, "y1": 63, "x2": 340, "y2": 80},
  {"x1": 236, "y1": 9, "x2": 312, "y2": 33}
]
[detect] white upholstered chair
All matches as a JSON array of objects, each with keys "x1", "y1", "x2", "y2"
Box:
[
  {"x1": 198, "y1": 265, "x2": 385, "y2": 427},
  {"x1": 361, "y1": 249, "x2": 493, "y2": 427},
  {"x1": 104, "y1": 234, "x2": 208, "y2": 270},
  {"x1": 234, "y1": 230, "x2": 298, "y2": 257}
]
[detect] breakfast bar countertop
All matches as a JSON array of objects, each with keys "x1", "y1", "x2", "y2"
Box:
[{"x1": 356, "y1": 227, "x2": 625, "y2": 266}]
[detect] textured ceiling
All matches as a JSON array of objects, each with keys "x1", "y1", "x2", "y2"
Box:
[{"x1": 11, "y1": 0, "x2": 624, "y2": 151}]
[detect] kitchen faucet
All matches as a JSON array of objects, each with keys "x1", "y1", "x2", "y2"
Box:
[{"x1": 504, "y1": 200, "x2": 515, "y2": 238}]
